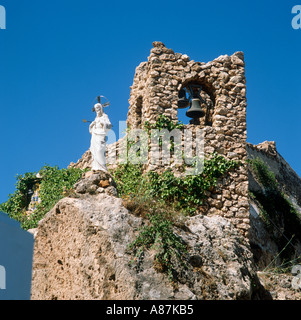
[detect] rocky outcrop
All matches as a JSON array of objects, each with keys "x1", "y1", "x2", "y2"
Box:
[
  {"x1": 247, "y1": 141, "x2": 301, "y2": 280},
  {"x1": 247, "y1": 141, "x2": 301, "y2": 212},
  {"x1": 73, "y1": 170, "x2": 118, "y2": 197},
  {"x1": 31, "y1": 140, "x2": 301, "y2": 300},
  {"x1": 31, "y1": 176, "x2": 267, "y2": 300}
]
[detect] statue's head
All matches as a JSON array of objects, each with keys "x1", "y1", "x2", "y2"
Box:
[{"x1": 92, "y1": 103, "x2": 104, "y2": 115}]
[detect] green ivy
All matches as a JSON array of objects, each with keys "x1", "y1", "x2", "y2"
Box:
[
  {"x1": 0, "y1": 165, "x2": 84, "y2": 230},
  {"x1": 144, "y1": 114, "x2": 184, "y2": 132},
  {"x1": 0, "y1": 172, "x2": 37, "y2": 220},
  {"x1": 112, "y1": 152, "x2": 239, "y2": 216},
  {"x1": 111, "y1": 163, "x2": 144, "y2": 198},
  {"x1": 128, "y1": 213, "x2": 187, "y2": 283},
  {"x1": 144, "y1": 115, "x2": 184, "y2": 154}
]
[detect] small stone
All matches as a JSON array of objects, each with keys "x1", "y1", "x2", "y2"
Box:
[
  {"x1": 222, "y1": 190, "x2": 231, "y2": 199},
  {"x1": 227, "y1": 152, "x2": 238, "y2": 159},
  {"x1": 84, "y1": 171, "x2": 94, "y2": 179},
  {"x1": 88, "y1": 184, "x2": 98, "y2": 194},
  {"x1": 99, "y1": 180, "x2": 110, "y2": 188},
  {"x1": 97, "y1": 187, "x2": 105, "y2": 194},
  {"x1": 171, "y1": 79, "x2": 178, "y2": 86},
  {"x1": 224, "y1": 200, "x2": 233, "y2": 207},
  {"x1": 191, "y1": 64, "x2": 202, "y2": 72},
  {"x1": 230, "y1": 76, "x2": 242, "y2": 84},
  {"x1": 74, "y1": 181, "x2": 87, "y2": 194},
  {"x1": 152, "y1": 41, "x2": 165, "y2": 47},
  {"x1": 217, "y1": 108, "x2": 228, "y2": 116},
  {"x1": 224, "y1": 211, "x2": 234, "y2": 218},
  {"x1": 150, "y1": 70, "x2": 160, "y2": 77},
  {"x1": 238, "y1": 200, "x2": 249, "y2": 208},
  {"x1": 237, "y1": 223, "x2": 250, "y2": 231},
  {"x1": 234, "y1": 148, "x2": 245, "y2": 155},
  {"x1": 181, "y1": 54, "x2": 190, "y2": 62},
  {"x1": 231, "y1": 54, "x2": 245, "y2": 66},
  {"x1": 105, "y1": 186, "x2": 118, "y2": 197}
]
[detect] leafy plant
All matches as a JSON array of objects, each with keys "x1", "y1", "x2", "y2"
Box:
[
  {"x1": 144, "y1": 114, "x2": 184, "y2": 132},
  {"x1": 112, "y1": 152, "x2": 239, "y2": 216},
  {"x1": 144, "y1": 115, "x2": 184, "y2": 156},
  {"x1": 0, "y1": 172, "x2": 37, "y2": 219},
  {"x1": 128, "y1": 212, "x2": 187, "y2": 283},
  {"x1": 247, "y1": 158, "x2": 277, "y2": 191},
  {"x1": 111, "y1": 163, "x2": 144, "y2": 198},
  {"x1": 37, "y1": 165, "x2": 83, "y2": 214},
  {"x1": 0, "y1": 165, "x2": 85, "y2": 230}
]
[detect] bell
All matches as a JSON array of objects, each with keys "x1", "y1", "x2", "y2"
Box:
[
  {"x1": 186, "y1": 98, "x2": 205, "y2": 119},
  {"x1": 178, "y1": 89, "x2": 190, "y2": 109}
]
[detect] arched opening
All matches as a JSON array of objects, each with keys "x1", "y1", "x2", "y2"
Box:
[{"x1": 177, "y1": 80, "x2": 215, "y2": 126}]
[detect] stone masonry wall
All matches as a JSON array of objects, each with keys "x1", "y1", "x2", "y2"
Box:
[{"x1": 127, "y1": 41, "x2": 249, "y2": 236}]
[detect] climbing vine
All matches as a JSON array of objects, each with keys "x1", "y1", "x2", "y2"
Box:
[
  {"x1": 128, "y1": 212, "x2": 188, "y2": 284},
  {"x1": 0, "y1": 165, "x2": 84, "y2": 230},
  {"x1": 112, "y1": 152, "x2": 239, "y2": 216}
]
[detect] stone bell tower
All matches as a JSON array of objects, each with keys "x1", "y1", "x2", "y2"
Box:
[{"x1": 126, "y1": 41, "x2": 249, "y2": 236}]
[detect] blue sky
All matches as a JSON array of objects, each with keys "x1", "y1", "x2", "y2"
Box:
[{"x1": 0, "y1": 0, "x2": 300, "y2": 203}]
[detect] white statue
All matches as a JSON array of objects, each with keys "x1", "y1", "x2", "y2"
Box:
[{"x1": 89, "y1": 103, "x2": 112, "y2": 171}]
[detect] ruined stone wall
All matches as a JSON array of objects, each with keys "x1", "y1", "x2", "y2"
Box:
[{"x1": 127, "y1": 42, "x2": 249, "y2": 236}]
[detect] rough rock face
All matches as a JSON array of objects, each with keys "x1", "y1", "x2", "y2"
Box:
[
  {"x1": 247, "y1": 141, "x2": 301, "y2": 268},
  {"x1": 257, "y1": 272, "x2": 301, "y2": 300},
  {"x1": 247, "y1": 141, "x2": 301, "y2": 212},
  {"x1": 31, "y1": 140, "x2": 301, "y2": 300},
  {"x1": 73, "y1": 170, "x2": 118, "y2": 197},
  {"x1": 31, "y1": 181, "x2": 267, "y2": 300}
]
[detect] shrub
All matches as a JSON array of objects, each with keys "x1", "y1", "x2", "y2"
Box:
[
  {"x1": 128, "y1": 212, "x2": 188, "y2": 283},
  {"x1": 0, "y1": 165, "x2": 84, "y2": 230},
  {"x1": 112, "y1": 152, "x2": 240, "y2": 216},
  {"x1": 248, "y1": 157, "x2": 277, "y2": 191}
]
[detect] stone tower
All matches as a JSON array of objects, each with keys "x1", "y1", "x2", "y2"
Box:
[{"x1": 127, "y1": 41, "x2": 249, "y2": 236}]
